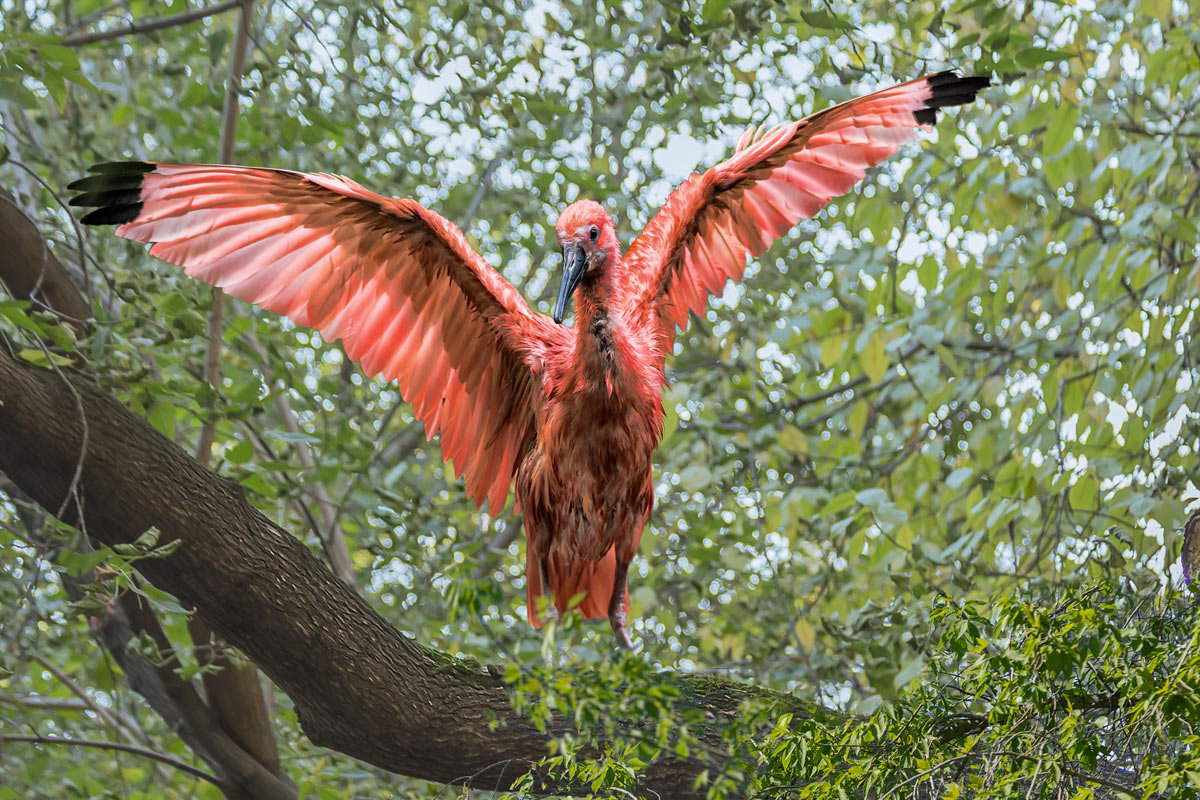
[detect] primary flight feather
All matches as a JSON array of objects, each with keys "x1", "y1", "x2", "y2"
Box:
[{"x1": 72, "y1": 71, "x2": 989, "y2": 648}]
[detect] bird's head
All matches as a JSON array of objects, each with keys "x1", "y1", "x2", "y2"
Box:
[{"x1": 553, "y1": 200, "x2": 616, "y2": 324}]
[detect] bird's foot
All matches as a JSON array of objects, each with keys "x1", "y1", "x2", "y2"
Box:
[
  {"x1": 610, "y1": 608, "x2": 634, "y2": 650},
  {"x1": 542, "y1": 605, "x2": 560, "y2": 626}
]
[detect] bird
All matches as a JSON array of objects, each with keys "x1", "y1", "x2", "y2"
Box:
[{"x1": 70, "y1": 71, "x2": 989, "y2": 648}]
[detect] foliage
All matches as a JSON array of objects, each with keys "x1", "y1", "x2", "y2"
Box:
[
  {"x1": 508, "y1": 578, "x2": 1200, "y2": 798},
  {"x1": 0, "y1": 0, "x2": 1198, "y2": 796}
]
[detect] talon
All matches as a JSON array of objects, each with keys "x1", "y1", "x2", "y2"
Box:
[{"x1": 610, "y1": 610, "x2": 634, "y2": 650}]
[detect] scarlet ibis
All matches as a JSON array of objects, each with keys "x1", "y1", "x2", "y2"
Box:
[{"x1": 70, "y1": 71, "x2": 988, "y2": 648}]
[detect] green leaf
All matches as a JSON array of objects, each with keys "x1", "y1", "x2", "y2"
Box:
[
  {"x1": 779, "y1": 424, "x2": 807, "y2": 454},
  {"x1": 821, "y1": 333, "x2": 846, "y2": 367},
  {"x1": 946, "y1": 467, "x2": 973, "y2": 490},
  {"x1": 875, "y1": 501, "x2": 908, "y2": 532},
  {"x1": 701, "y1": 0, "x2": 734, "y2": 23},
  {"x1": 226, "y1": 439, "x2": 254, "y2": 464},
  {"x1": 38, "y1": 44, "x2": 79, "y2": 68},
  {"x1": 1043, "y1": 103, "x2": 1079, "y2": 157},
  {"x1": 57, "y1": 548, "x2": 111, "y2": 575},
  {"x1": 848, "y1": 399, "x2": 868, "y2": 436},
  {"x1": 1015, "y1": 47, "x2": 1076, "y2": 67},
  {"x1": 860, "y1": 332, "x2": 888, "y2": 384},
  {"x1": 822, "y1": 490, "x2": 858, "y2": 517},
  {"x1": 678, "y1": 465, "x2": 712, "y2": 491},
  {"x1": 800, "y1": 9, "x2": 855, "y2": 31},
  {"x1": 17, "y1": 347, "x2": 49, "y2": 367},
  {"x1": 240, "y1": 472, "x2": 278, "y2": 499},
  {"x1": 17, "y1": 348, "x2": 71, "y2": 368},
  {"x1": 147, "y1": 403, "x2": 176, "y2": 436},
  {"x1": 1068, "y1": 475, "x2": 1099, "y2": 511},
  {"x1": 894, "y1": 655, "x2": 925, "y2": 688},
  {"x1": 180, "y1": 81, "x2": 211, "y2": 108},
  {"x1": 856, "y1": 488, "x2": 888, "y2": 509}
]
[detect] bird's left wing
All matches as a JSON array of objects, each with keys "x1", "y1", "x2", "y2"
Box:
[
  {"x1": 622, "y1": 71, "x2": 989, "y2": 344},
  {"x1": 70, "y1": 162, "x2": 563, "y2": 510}
]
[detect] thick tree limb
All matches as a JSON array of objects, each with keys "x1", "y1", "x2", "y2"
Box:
[
  {"x1": 0, "y1": 190, "x2": 90, "y2": 322},
  {"x1": 0, "y1": 196, "x2": 800, "y2": 796},
  {"x1": 0, "y1": 328, "x2": 815, "y2": 797},
  {"x1": 0, "y1": 192, "x2": 291, "y2": 797}
]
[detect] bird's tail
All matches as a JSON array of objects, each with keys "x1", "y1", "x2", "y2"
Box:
[{"x1": 526, "y1": 546, "x2": 626, "y2": 627}]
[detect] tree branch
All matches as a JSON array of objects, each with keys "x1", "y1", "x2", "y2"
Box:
[
  {"x1": 0, "y1": 692, "x2": 149, "y2": 747},
  {"x1": 111, "y1": 588, "x2": 298, "y2": 799},
  {"x1": 3, "y1": 467, "x2": 295, "y2": 798},
  {"x1": 0, "y1": 733, "x2": 220, "y2": 785},
  {"x1": 59, "y1": 0, "x2": 244, "y2": 47},
  {"x1": 474, "y1": 516, "x2": 523, "y2": 579},
  {"x1": 196, "y1": 0, "x2": 254, "y2": 465},
  {"x1": 0, "y1": 189, "x2": 90, "y2": 322},
  {"x1": 0, "y1": 322, "x2": 818, "y2": 798},
  {"x1": 28, "y1": 651, "x2": 147, "y2": 744},
  {"x1": 244, "y1": 332, "x2": 357, "y2": 586},
  {"x1": 185, "y1": 5, "x2": 285, "y2": 794}
]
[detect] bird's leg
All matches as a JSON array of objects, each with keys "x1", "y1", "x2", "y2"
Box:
[
  {"x1": 608, "y1": 558, "x2": 634, "y2": 650},
  {"x1": 539, "y1": 558, "x2": 559, "y2": 625}
]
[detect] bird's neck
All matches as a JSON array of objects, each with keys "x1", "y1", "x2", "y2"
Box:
[
  {"x1": 572, "y1": 259, "x2": 623, "y2": 390},
  {"x1": 573, "y1": 242, "x2": 623, "y2": 329},
  {"x1": 575, "y1": 266, "x2": 617, "y2": 324}
]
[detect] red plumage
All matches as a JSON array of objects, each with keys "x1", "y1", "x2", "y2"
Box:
[{"x1": 71, "y1": 72, "x2": 989, "y2": 647}]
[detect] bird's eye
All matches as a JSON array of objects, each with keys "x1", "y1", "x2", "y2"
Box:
[{"x1": 589, "y1": 226, "x2": 599, "y2": 242}]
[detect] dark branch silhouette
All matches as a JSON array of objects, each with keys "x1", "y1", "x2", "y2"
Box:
[{"x1": 59, "y1": 0, "x2": 245, "y2": 47}]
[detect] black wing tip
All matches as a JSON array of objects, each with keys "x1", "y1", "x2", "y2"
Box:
[
  {"x1": 918, "y1": 71, "x2": 990, "y2": 124},
  {"x1": 70, "y1": 162, "x2": 154, "y2": 225},
  {"x1": 67, "y1": 172, "x2": 146, "y2": 192},
  {"x1": 914, "y1": 108, "x2": 938, "y2": 125},
  {"x1": 68, "y1": 188, "x2": 143, "y2": 208},
  {"x1": 88, "y1": 161, "x2": 156, "y2": 175},
  {"x1": 80, "y1": 203, "x2": 144, "y2": 225}
]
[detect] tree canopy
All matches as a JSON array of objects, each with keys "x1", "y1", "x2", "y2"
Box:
[{"x1": 1, "y1": 0, "x2": 1198, "y2": 798}]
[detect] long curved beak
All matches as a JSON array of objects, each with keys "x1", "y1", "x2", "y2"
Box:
[{"x1": 553, "y1": 244, "x2": 588, "y2": 324}]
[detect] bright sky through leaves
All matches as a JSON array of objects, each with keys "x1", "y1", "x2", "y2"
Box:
[{"x1": 1, "y1": 0, "x2": 1199, "y2": 795}]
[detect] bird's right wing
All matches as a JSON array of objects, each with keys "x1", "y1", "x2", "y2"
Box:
[
  {"x1": 71, "y1": 162, "x2": 565, "y2": 510},
  {"x1": 622, "y1": 72, "x2": 989, "y2": 347}
]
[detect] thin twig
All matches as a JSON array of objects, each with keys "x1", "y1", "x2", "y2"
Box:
[
  {"x1": 196, "y1": 0, "x2": 254, "y2": 467},
  {"x1": 60, "y1": 0, "x2": 134, "y2": 35},
  {"x1": 461, "y1": 153, "x2": 504, "y2": 232},
  {"x1": 473, "y1": 517, "x2": 522, "y2": 579},
  {"x1": 0, "y1": 733, "x2": 219, "y2": 784},
  {"x1": 243, "y1": 334, "x2": 357, "y2": 586},
  {"x1": 28, "y1": 653, "x2": 146, "y2": 744},
  {"x1": 60, "y1": 0, "x2": 243, "y2": 47},
  {"x1": 992, "y1": 750, "x2": 1134, "y2": 794}
]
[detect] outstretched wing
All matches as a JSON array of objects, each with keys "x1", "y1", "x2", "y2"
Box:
[
  {"x1": 622, "y1": 71, "x2": 989, "y2": 344},
  {"x1": 70, "y1": 162, "x2": 561, "y2": 510}
]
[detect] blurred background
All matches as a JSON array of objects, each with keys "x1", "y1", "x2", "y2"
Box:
[{"x1": 1, "y1": 0, "x2": 1197, "y2": 797}]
